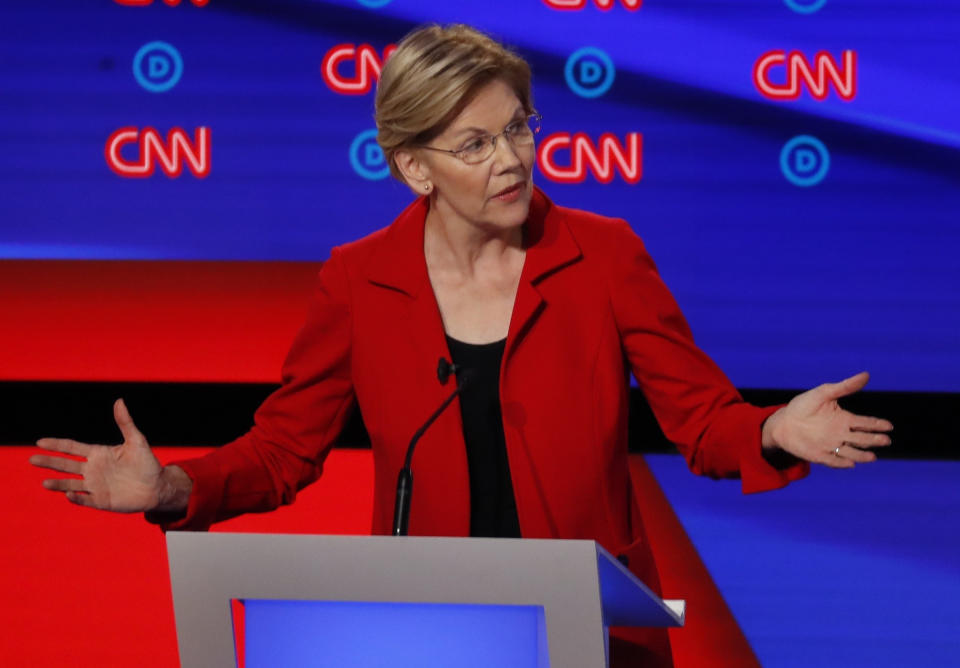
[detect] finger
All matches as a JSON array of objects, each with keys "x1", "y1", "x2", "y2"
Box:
[
  {"x1": 849, "y1": 415, "x2": 894, "y2": 433},
  {"x1": 42, "y1": 478, "x2": 87, "y2": 493},
  {"x1": 813, "y1": 446, "x2": 855, "y2": 469},
  {"x1": 820, "y1": 371, "x2": 870, "y2": 401},
  {"x1": 822, "y1": 453, "x2": 856, "y2": 469},
  {"x1": 65, "y1": 491, "x2": 98, "y2": 508},
  {"x1": 29, "y1": 454, "x2": 84, "y2": 475},
  {"x1": 838, "y1": 444, "x2": 877, "y2": 463},
  {"x1": 842, "y1": 431, "x2": 892, "y2": 449},
  {"x1": 114, "y1": 398, "x2": 143, "y2": 444},
  {"x1": 35, "y1": 438, "x2": 92, "y2": 458}
]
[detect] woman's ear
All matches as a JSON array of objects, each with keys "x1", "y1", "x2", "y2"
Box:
[{"x1": 394, "y1": 149, "x2": 433, "y2": 196}]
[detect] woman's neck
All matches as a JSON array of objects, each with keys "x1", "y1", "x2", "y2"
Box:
[{"x1": 424, "y1": 201, "x2": 524, "y2": 280}]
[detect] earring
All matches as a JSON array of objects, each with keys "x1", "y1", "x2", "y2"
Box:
[{"x1": 424, "y1": 183, "x2": 432, "y2": 192}]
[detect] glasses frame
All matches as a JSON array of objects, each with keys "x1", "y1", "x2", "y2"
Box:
[{"x1": 418, "y1": 113, "x2": 542, "y2": 165}]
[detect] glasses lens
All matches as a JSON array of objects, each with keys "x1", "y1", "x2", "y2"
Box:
[
  {"x1": 505, "y1": 115, "x2": 540, "y2": 148},
  {"x1": 461, "y1": 138, "x2": 495, "y2": 164},
  {"x1": 459, "y1": 115, "x2": 541, "y2": 164}
]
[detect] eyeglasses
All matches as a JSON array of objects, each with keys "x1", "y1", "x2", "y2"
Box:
[{"x1": 420, "y1": 113, "x2": 542, "y2": 165}]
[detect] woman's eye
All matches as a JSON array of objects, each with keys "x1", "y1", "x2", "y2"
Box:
[
  {"x1": 505, "y1": 121, "x2": 524, "y2": 134},
  {"x1": 461, "y1": 138, "x2": 488, "y2": 153}
]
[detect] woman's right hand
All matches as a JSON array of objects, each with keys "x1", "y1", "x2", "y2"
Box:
[{"x1": 30, "y1": 398, "x2": 173, "y2": 513}]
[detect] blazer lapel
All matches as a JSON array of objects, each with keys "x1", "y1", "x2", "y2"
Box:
[
  {"x1": 364, "y1": 196, "x2": 452, "y2": 372},
  {"x1": 505, "y1": 187, "x2": 583, "y2": 362}
]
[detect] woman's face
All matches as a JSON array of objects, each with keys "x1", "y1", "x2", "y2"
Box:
[{"x1": 418, "y1": 79, "x2": 535, "y2": 233}]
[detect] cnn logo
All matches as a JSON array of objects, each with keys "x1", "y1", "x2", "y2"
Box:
[
  {"x1": 322, "y1": 44, "x2": 396, "y2": 95},
  {"x1": 537, "y1": 132, "x2": 642, "y2": 184},
  {"x1": 753, "y1": 50, "x2": 857, "y2": 101},
  {"x1": 105, "y1": 127, "x2": 211, "y2": 179},
  {"x1": 542, "y1": 0, "x2": 641, "y2": 9}
]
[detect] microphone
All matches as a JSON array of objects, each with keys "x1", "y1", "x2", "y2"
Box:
[
  {"x1": 392, "y1": 363, "x2": 470, "y2": 536},
  {"x1": 437, "y1": 357, "x2": 458, "y2": 385}
]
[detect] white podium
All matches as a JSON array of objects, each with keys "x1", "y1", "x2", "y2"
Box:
[{"x1": 166, "y1": 532, "x2": 684, "y2": 667}]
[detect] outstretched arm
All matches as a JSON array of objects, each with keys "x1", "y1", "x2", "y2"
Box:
[{"x1": 605, "y1": 218, "x2": 892, "y2": 491}]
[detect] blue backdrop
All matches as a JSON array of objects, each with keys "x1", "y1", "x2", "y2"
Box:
[{"x1": 2, "y1": 0, "x2": 958, "y2": 391}]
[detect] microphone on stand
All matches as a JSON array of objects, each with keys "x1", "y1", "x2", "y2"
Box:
[
  {"x1": 437, "y1": 357, "x2": 458, "y2": 385},
  {"x1": 392, "y1": 357, "x2": 469, "y2": 536}
]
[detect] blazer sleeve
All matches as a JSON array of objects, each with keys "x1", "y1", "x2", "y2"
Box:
[
  {"x1": 146, "y1": 247, "x2": 357, "y2": 530},
  {"x1": 606, "y1": 220, "x2": 808, "y2": 493}
]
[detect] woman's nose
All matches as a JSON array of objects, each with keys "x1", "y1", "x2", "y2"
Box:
[{"x1": 491, "y1": 135, "x2": 523, "y2": 170}]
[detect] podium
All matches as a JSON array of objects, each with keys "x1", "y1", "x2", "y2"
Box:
[{"x1": 166, "y1": 532, "x2": 684, "y2": 667}]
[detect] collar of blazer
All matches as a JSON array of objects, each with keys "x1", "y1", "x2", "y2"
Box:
[
  {"x1": 363, "y1": 186, "x2": 585, "y2": 368},
  {"x1": 364, "y1": 185, "x2": 583, "y2": 299}
]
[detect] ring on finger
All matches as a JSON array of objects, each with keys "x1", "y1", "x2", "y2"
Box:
[{"x1": 833, "y1": 445, "x2": 843, "y2": 457}]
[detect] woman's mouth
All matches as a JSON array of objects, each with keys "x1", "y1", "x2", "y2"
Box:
[{"x1": 493, "y1": 182, "x2": 525, "y2": 202}]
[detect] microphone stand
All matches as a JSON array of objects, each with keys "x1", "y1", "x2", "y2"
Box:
[{"x1": 392, "y1": 362, "x2": 469, "y2": 536}]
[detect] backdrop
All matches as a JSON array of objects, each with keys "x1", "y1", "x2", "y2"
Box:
[{"x1": 2, "y1": 0, "x2": 958, "y2": 391}]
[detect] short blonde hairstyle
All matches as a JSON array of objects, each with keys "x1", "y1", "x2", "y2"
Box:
[{"x1": 375, "y1": 24, "x2": 535, "y2": 183}]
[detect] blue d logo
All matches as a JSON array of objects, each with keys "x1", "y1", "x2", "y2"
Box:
[
  {"x1": 565, "y1": 47, "x2": 615, "y2": 99},
  {"x1": 780, "y1": 135, "x2": 830, "y2": 187},
  {"x1": 784, "y1": 0, "x2": 827, "y2": 14},
  {"x1": 133, "y1": 41, "x2": 183, "y2": 93},
  {"x1": 349, "y1": 129, "x2": 390, "y2": 180}
]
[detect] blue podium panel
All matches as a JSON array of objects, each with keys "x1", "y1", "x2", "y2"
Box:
[{"x1": 240, "y1": 599, "x2": 549, "y2": 668}]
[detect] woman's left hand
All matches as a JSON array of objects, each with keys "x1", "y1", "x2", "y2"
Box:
[{"x1": 762, "y1": 371, "x2": 894, "y2": 468}]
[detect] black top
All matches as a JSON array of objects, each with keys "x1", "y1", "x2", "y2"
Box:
[{"x1": 445, "y1": 335, "x2": 522, "y2": 538}]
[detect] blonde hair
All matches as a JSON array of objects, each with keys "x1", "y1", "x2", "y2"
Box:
[{"x1": 375, "y1": 24, "x2": 535, "y2": 183}]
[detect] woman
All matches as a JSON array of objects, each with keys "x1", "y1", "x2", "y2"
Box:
[{"x1": 31, "y1": 24, "x2": 892, "y2": 665}]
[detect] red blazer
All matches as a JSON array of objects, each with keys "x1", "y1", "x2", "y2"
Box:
[{"x1": 160, "y1": 187, "x2": 806, "y2": 587}]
